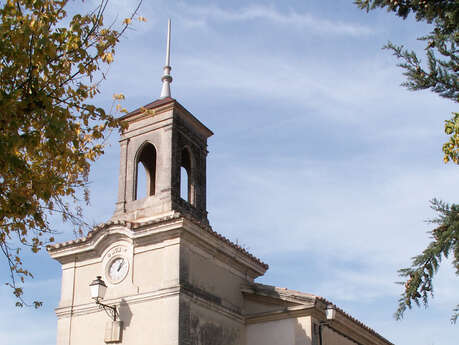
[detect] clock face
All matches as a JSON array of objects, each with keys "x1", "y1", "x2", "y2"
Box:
[{"x1": 106, "y1": 256, "x2": 129, "y2": 284}]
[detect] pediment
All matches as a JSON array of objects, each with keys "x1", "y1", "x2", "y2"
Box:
[
  {"x1": 48, "y1": 212, "x2": 268, "y2": 276},
  {"x1": 47, "y1": 220, "x2": 133, "y2": 263}
]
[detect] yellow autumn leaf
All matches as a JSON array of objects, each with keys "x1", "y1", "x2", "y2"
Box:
[
  {"x1": 102, "y1": 52, "x2": 114, "y2": 63},
  {"x1": 113, "y1": 93, "x2": 125, "y2": 100}
]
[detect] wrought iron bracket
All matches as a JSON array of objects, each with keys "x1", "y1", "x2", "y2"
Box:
[{"x1": 96, "y1": 299, "x2": 119, "y2": 321}]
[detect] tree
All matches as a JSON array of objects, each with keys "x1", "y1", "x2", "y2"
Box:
[
  {"x1": 355, "y1": 0, "x2": 458, "y2": 322},
  {"x1": 0, "y1": 0, "x2": 143, "y2": 307},
  {"x1": 396, "y1": 199, "x2": 459, "y2": 323}
]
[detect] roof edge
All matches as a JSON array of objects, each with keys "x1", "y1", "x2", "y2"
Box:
[
  {"x1": 244, "y1": 282, "x2": 394, "y2": 345},
  {"x1": 119, "y1": 97, "x2": 213, "y2": 138},
  {"x1": 47, "y1": 213, "x2": 267, "y2": 271}
]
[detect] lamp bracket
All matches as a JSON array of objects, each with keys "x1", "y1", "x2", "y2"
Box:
[{"x1": 96, "y1": 299, "x2": 119, "y2": 321}]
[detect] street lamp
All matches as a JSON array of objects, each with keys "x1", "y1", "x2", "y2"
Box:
[
  {"x1": 89, "y1": 276, "x2": 119, "y2": 321},
  {"x1": 319, "y1": 304, "x2": 336, "y2": 345},
  {"x1": 325, "y1": 304, "x2": 336, "y2": 320}
]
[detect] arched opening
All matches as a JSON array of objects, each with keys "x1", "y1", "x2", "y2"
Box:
[
  {"x1": 137, "y1": 163, "x2": 148, "y2": 200},
  {"x1": 180, "y1": 147, "x2": 194, "y2": 205},
  {"x1": 135, "y1": 143, "x2": 156, "y2": 200},
  {"x1": 180, "y1": 166, "x2": 188, "y2": 201}
]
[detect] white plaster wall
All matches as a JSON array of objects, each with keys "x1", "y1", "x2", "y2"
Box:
[
  {"x1": 121, "y1": 295, "x2": 179, "y2": 345},
  {"x1": 56, "y1": 316, "x2": 71, "y2": 345},
  {"x1": 58, "y1": 238, "x2": 180, "y2": 309},
  {"x1": 60, "y1": 295, "x2": 179, "y2": 345},
  {"x1": 133, "y1": 240, "x2": 180, "y2": 293},
  {"x1": 59, "y1": 263, "x2": 75, "y2": 306},
  {"x1": 246, "y1": 316, "x2": 312, "y2": 345},
  {"x1": 56, "y1": 237, "x2": 181, "y2": 345},
  {"x1": 182, "y1": 240, "x2": 248, "y2": 308}
]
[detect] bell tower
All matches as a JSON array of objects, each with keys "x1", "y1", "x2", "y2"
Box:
[
  {"x1": 112, "y1": 97, "x2": 212, "y2": 223},
  {"x1": 113, "y1": 20, "x2": 212, "y2": 224}
]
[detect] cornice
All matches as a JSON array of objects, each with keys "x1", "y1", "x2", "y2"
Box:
[
  {"x1": 120, "y1": 97, "x2": 213, "y2": 139},
  {"x1": 315, "y1": 299, "x2": 394, "y2": 345},
  {"x1": 120, "y1": 97, "x2": 175, "y2": 122},
  {"x1": 47, "y1": 212, "x2": 268, "y2": 276},
  {"x1": 242, "y1": 283, "x2": 316, "y2": 305},
  {"x1": 245, "y1": 305, "x2": 317, "y2": 324},
  {"x1": 55, "y1": 283, "x2": 244, "y2": 324},
  {"x1": 120, "y1": 113, "x2": 173, "y2": 142},
  {"x1": 179, "y1": 218, "x2": 267, "y2": 278},
  {"x1": 55, "y1": 285, "x2": 181, "y2": 318},
  {"x1": 180, "y1": 213, "x2": 268, "y2": 270},
  {"x1": 173, "y1": 102, "x2": 213, "y2": 139}
]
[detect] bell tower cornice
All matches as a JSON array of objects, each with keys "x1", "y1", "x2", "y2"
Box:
[{"x1": 119, "y1": 97, "x2": 213, "y2": 141}]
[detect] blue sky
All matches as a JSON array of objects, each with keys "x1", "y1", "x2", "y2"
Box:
[{"x1": 1, "y1": 1, "x2": 458, "y2": 344}]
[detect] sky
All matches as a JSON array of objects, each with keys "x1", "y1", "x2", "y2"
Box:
[{"x1": 1, "y1": 0, "x2": 458, "y2": 344}]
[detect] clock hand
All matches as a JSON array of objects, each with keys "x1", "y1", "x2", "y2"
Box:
[{"x1": 117, "y1": 259, "x2": 124, "y2": 272}]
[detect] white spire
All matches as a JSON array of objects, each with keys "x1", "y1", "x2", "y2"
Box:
[{"x1": 160, "y1": 19, "x2": 172, "y2": 99}]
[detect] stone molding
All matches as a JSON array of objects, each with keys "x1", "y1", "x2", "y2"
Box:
[
  {"x1": 55, "y1": 282, "x2": 244, "y2": 324},
  {"x1": 55, "y1": 284, "x2": 181, "y2": 318},
  {"x1": 120, "y1": 97, "x2": 213, "y2": 140},
  {"x1": 47, "y1": 212, "x2": 268, "y2": 278},
  {"x1": 245, "y1": 305, "x2": 317, "y2": 324}
]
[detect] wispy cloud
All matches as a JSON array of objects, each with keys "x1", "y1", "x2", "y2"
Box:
[
  {"x1": 211, "y1": 160, "x2": 459, "y2": 255},
  {"x1": 175, "y1": 3, "x2": 374, "y2": 37},
  {"x1": 89, "y1": 0, "x2": 374, "y2": 37}
]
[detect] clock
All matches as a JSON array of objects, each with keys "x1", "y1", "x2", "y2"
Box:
[{"x1": 105, "y1": 254, "x2": 129, "y2": 284}]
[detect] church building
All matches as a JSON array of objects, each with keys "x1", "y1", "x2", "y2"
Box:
[{"x1": 47, "y1": 20, "x2": 394, "y2": 345}]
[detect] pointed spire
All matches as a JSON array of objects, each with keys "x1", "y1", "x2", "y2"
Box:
[{"x1": 160, "y1": 19, "x2": 172, "y2": 99}]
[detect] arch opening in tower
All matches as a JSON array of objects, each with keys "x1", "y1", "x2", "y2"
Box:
[{"x1": 135, "y1": 142, "x2": 157, "y2": 200}]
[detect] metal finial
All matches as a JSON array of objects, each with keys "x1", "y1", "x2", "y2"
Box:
[{"x1": 160, "y1": 19, "x2": 172, "y2": 99}]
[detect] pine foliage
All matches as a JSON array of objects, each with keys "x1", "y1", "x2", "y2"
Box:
[
  {"x1": 355, "y1": 0, "x2": 458, "y2": 322},
  {"x1": 395, "y1": 199, "x2": 459, "y2": 323},
  {"x1": 355, "y1": 0, "x2": 459, "y2": 163}
]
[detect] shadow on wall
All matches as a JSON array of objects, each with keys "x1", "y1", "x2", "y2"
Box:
[
  {"x1": 295, "y1": 320, "x2": 312, "y2": 345},
  {"x1": 119, "y1": 298, "x2": 133, "y2": 328}
]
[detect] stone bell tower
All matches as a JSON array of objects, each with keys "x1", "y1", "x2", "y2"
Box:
[
  {"x1": 113, "y1": 23, "x2": 212, "y2": 224},
  {"x1": 112, "y1": 95, "x2": 212, "y2": 223}
]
